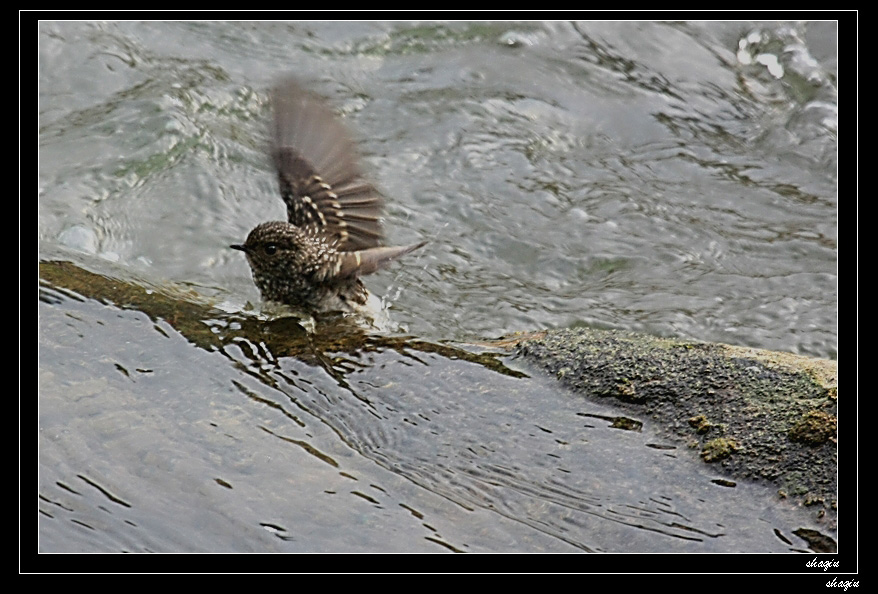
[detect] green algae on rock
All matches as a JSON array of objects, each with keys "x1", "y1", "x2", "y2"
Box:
[{"x1": 507, "y1": 327, "x2": 838, "y2": 529}]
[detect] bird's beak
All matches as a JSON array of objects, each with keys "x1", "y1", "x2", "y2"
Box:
[{"x1": 230, "y1": 244, "x2": 246, "y2": 252}]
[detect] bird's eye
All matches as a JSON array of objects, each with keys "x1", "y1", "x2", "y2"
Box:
[{"x1": 264, "y1": 244, "x2": 278, "y2": 256}]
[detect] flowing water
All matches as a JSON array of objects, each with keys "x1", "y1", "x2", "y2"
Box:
[{"x1": 38, "y1": 21, "x2": 838, "y2": 554}]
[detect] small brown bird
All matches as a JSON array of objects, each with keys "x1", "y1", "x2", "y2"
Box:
[{"x1": 231, "y1": 79, "x2": 425, "y2": 315}]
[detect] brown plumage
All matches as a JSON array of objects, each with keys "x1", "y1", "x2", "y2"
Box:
[{"x1": 231, "y1": 79, "x2": 425, "y2": 314}]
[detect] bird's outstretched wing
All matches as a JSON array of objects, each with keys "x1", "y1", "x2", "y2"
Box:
[
  {"x1": 271, "y1": 78, "x2": 384, "y2": 252},
  {"x1": 331, "y1": 241, "x2": 429, "y2": 281}
]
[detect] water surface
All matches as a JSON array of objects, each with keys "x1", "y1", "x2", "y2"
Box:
[{"x1": 38, "y1": 20, "x2": 838, "y2": 555}]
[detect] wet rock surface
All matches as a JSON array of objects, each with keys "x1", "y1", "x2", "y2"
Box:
[{"x1": 512, "y1": 327, "x2": 838, "y2": 533}]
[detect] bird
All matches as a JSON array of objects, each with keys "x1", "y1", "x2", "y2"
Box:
[{"x1": 231, "y1": 78, "x2": 425, "y2": 316}]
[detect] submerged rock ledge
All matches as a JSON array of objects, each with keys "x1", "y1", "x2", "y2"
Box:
[{"x1": 39, "y1": 260, "x2": 839, "y2": 549}]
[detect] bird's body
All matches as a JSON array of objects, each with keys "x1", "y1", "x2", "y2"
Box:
[{"x1": 231, "y1": 79, "x2": 424, "y2": 315}]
